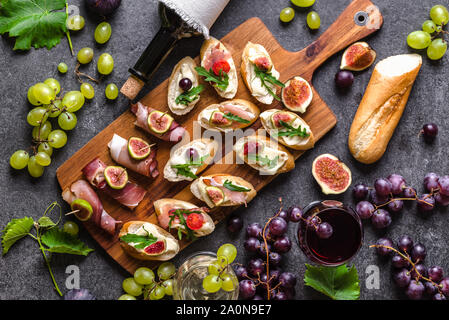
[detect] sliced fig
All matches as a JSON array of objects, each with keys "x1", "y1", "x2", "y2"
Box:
[
  {"x1": 312, "y1": 154, "x2": 352, "y2": 195},
  {"x1": 281, "y1": 76, "x2": 313, "y2": 113},
  {"x1": 209, "y1": 110, "x2": 232, "y2": 127},
  {"x1": 70, "y1": 199, "x2": 93, "y2": 221},
  {"x1": 271, "y1": 111, "x2": 295, "y2": 128},
  {"x1": 147, "y1": 110, "x2": 173, "y2": 134},
  {"x1": 128, "y1": 137, "x2": 152, "y2": 160},
  {"x1": 253, "y1": 56, "x2": 272, "y2": 71},
  {"x1": 243, "y1": 141, "x2": 262, "y2": 156},
  {"x1": 104, "y1": 166, "x2": 128, "y2": 190},
  {"x1": 205, "y1": 186, "x2": 225, "y2": 206},
  {"x1": 143, "y1": 239, "x2": 166, "y2": 255},
  {"x1": 341, "y1": 42, "x2": 376, "y2": 71}
]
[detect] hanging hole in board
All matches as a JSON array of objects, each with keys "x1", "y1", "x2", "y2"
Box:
[{"x1": 354, "y1": 11, "x2": 369, "y2": 26}]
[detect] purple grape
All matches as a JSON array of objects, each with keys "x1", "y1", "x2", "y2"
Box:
[
  {"x1": 374, "y1": 178, "x2": 393, "y2": 197},
  {"x1": 246, "y1": 223, "x2": 263, "y2": 239},
  {"x1": 63, "y1": 288, "x2": 96, "y2": 300},
  {"x1": 279, "y1": 272, "x2": 297, "y2": 288},
  {"x1": 424, "y1": 173, "x2": 440, "y2": 192},
  {"x1": 391, "y1": 254, "x2": 409, "y2": 269},
  {"x1": 274, "y1": 291, "x2": 288, "y2": 300},
  {"x1": 248, "y1": 258, "x2": 265, "y2": 276},
  {"x1": 369, "y1": 189, "x2": 389, "y2": 206},
  {"x1": 278, "y1": 210, "x2": 289, "y2": 223},
  {"x1": 226, "y1": 215, "x2": 243, "y2": 233},
  {"x1": 353, "y1": 184, "x2": 369, "y2": 200},
  {"x1": 393, "y1": 269, "x2": 411, "y2": 288},
  {"x1": 422, "y1": 123, "x2": 438, "y2": 142},
  {"x1": 439, "y1": 277, "x2": 449, "y2": 296},
  {"x1": 269, "y1": 252, "x2": 282, "y2": 267},
  {"x1": 186, "y1": 147, "x2": 199, "y2": 161},
  {"x1": 387, "y1": 199, "x2": 403, "y2": 213},
  {"x1": 316, "y1": 222, "x2": 333, "y2": 239},
  {"x1": 244, "y1": 237, "x2": 261, "y2": 253},
  {"x1": 335, "y1": 70, "x2": 354, "y2": 89},
  {"x1": 411, "y1": 243, "x2": 427, "y2": 263},
  {"x1": 410, "y1": 264, "x2": 428, "y2": 279},
  {"x1": 371, "y1": 209, "x2": 392, "y2": 229},
  {"x1": 86, "y1": 0, "x2": 121, "y2": 16},
  {"x1": 438, "y1": 175, "x2": 449, "y2": 196},
  {"x1": 433, "y1": 293, "x2": 447, "y2": 300},
  {"x1": 239, "y1": 280, "x2": 256, "y2": 299},
  {"x1": 263, "y1": 228, "x2": 277, "y2": 243},
  {"x1": 280, "y1": 286, "x2": 296, "y2": 300},
  {"x1": 402, "y1": 186, "x2": 417, "y2": 199},
  {"x1": 428, "y1": 266, "x2": 444, "y2": 283},
  {"x1": 424, "y1": 281, "x2": 439, "y2": 295},
  {"x1": 397, "y1": 235, "x2": 414, "y2": 253},
  {"x1": 435, "y1": 193, "x2": 449, "y2": 206},
  {"x1": 307, "y1": 216, "x2": 320, "y2": 227},
  {"x1": 387, "y1": 174, "x2": 406, "y2": 195},
  {"x1": 179, "y1": 78, "x2": 193, "y2": 91},
  {"x1": 273, "y1": 235, "x2": 292, "y2": 253},
  {"x1": 288, "y1": 206, "x2": 303, "y2": 223},
  {"x1": 417, "y1": 194, "x2": 435, "y2": 212},
  {"x1": 356, "y1": 201, "x2": 375, "y2": 219},
  {"x1": 375, "y1": 238, "x2": 394, "y2": 256},
  {"x1": 269, "y1": 269, "x2": 281, "y2": 284},
  {"x1": 257, "y1": 243, "x2": 271, "y2": 257},
  {"x1": 406, "y1": 280, "x2": 425, "y2": 300},
  {"x1": 269, "y1": 217, "x2": 288, "y2": 236},
  {"x1": 252, "y1": 294, "x2": 264, "y2": 300},
  {"x1": 234, "y1": 265, "x2": 248, "y2": 281}
]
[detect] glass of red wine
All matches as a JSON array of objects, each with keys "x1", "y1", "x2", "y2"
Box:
[{"x1": 297, "y1": 200, "x2": 363, "y2": 266}]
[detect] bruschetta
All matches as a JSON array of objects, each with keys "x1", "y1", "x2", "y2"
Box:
[
  {"x1": 119, "y1": 221, "x2": 180, "y2": 261},
  {"x1": 241, "y1": 42, "x2": 283, "y2": 105},
  {"x1": 197, "y1": 99, "x2": 259, "y2": 133},
  {"x1": 196, "y1": 37, "x2": 238, "y2": 99},
  {"x1": 168, "y1": 57, "x2": 203, "y2": 115},
  {"x1": 190, "y1": 174, "x2": 257, "y2": 208},
  {"x1": 164, "y1": 138, "x2": 218, "y2": 182},
  {"x1": 260, "y1": 109, "x2": 315, "y2": 150},
  {"x1": 234, "y1": 135, "x2": 295, "y2": 175},
  {"x1": 154, "y1": 199, "x2": 215, "y2": 239}
]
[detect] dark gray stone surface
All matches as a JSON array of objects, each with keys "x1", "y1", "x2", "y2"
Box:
[{"x1": 1, "y1": 0, "x2": 448, "y2": 300}]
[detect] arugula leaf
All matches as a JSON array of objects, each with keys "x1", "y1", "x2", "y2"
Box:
[
  {"x1": 223, "y1": 112, "x2": 250, "y2": 124},
  {"x1": 274, "y1": 120, "x2": 310, "y2": 138},
  {"x1": 41, "y1": 228, "x2": 94, "y2": 256},
  {"x1": 223, "y1": 180, "x2": 251, "y2": 192},
  {"x1": 0, "y1": 0, "x2": 68, "y2": 50},
  {"x1": 254, "y1": 65, "x2": 285, "y2": 101},
  {"x1": 1, "y1": 217, "x2": 34, "y2": 255},
  {"x1": 171, "y1": 154, "x2": 209, "y2": 179},
  {"x1": 120, "y1": 227, "x2": 158, "y2": 250},
  {"x1": 247, "y1": 154, "x2": 279, "y2": 169},
  {"x1": 168, "y1": 209, "x2": 201, "y2": 241},
  {"x1": 175, "y1": 85, "x2": 204, "y2": 106},
  {"x1": 304, "y1": 264, "x2": 360, "y2": 300},
  {"x1": 195, "y1": 67, "x2": 229, "y2": 91}
]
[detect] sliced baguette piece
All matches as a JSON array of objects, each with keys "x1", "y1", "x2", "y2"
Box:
[{"x1": 348, "y1": 54, "x2": 422, "y2": 164}]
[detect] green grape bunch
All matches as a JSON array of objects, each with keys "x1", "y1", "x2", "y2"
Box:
[{"x1": 202, "y1": 244, "x2": 239, "y2": 294}]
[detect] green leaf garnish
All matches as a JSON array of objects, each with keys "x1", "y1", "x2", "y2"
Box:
[
  {"x1": 195, "y1": 67, "x2": 229, "y2": 91},
  {"x1": 1, "y1": 217, "x2": 34, "y2": 255},
  {"x1": 171, "y1": 154, "x2": 209, "y2": 179},
  {"x1": 175, "y1": 85, "x2": 204, "y2": 106},
  {"x1": 168, "y1": 209, "x2": 201, "y2": 241},
  {"x1": 254, "y1": 65, "x2": 285, "y2": 101},
  {"x1": 37, "y1": 216, "x2": 56, "y2": 228},
  {"x1": 304, "y1": 264, "x2": 360, "y2": 300},
  {"x1": 247, "y1": 154, "x2": 279, "y2": 169},
  {"x1": 274, "y1": 120, "x2": 310, "y2": 138},
  {"x1": 223, "y1": 112, "x2": 250, "y2": 124},
  {"x1": 223, "y1": 180, "x2": 251, "y2": 192},
  {"x1": 120, "y1": 226, "x2": 158, "y2": 250},
  {"x1": 41, "y1": 228, "x2": 94, "y2": 256}
]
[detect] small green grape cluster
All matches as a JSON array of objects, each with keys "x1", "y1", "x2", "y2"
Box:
[
  {"x1": 407, "y1": 5, "x2": 449, "y2": 60},
  {"x1": 119, "y1": 262, "x2": 176, "y2": 300},
  {"x1": 202, "y1": 244, "x2": 239, "y2": 294},
  {"x1": 279, "y1": 0, "x2": 320, "y2": 30}
]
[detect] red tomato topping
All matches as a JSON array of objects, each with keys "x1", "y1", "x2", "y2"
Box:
[
  {"x1": 212, "y1": 60, "x2": 230, "y2": 76},
  {"x1": 186, "y1": 213, "x2": 205, "y2": 230}
]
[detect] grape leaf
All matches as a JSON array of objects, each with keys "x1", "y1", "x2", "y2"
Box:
[
  {"x1": 41, "y1": 228, "x2": 93, "y2": 256},
  {"x1": 38, "y1": 216, "x2": 56, "y2": 228},
  {"x1": 304, "y1": 264, "x2": 360, "y2": 300},
  {"x1": 1, "y1": 217, "x2": 34, "y2": 255},
  {"x1": 0, "y1": 0, "x2": 68, "y2": 50}
]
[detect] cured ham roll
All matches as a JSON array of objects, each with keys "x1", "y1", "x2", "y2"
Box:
[
  {"x1": 108, "y1": 134, "x2": 159, "y2": 178},
  {"x1": 82, "y1": 158, "x2": 147, "y2": 210},
  {"x1": 62, "y1": 180, "x2": 122, "y2": 235},
  {"x1": 130, "y1": 102, "x2": 186, "y2": 143}
]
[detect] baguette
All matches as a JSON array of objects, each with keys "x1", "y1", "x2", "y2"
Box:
[{"x1": 348, "y1": 54, "x2": 422, "y2": 164}]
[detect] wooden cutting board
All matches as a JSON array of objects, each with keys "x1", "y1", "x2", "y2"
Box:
[{"x1": 56, "y1": 0, "x2": 382, "y2": 274}]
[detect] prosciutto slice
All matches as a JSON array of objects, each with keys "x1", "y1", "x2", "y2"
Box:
[
  {"x1": 82, "y1": 158, "x2": 147, "y2": 210},
  {"x1": 130, "y1": 102, "x2": 186, "y2": 143},
  {"x1": 203, "y1": 43, "x2": 232, "y2": 70},
  {"x1": 206, "y1": 176, "x2": 247, "y2": 205},
  {"x1": 220, "y1": 104, "x2": 254, "y2": 121},
  {"x1": 108, "y1": 134, "x2": 159, "y2": 178},
  {"x1": 62, "y1": 180, "x2": 121, "y2": 235}
]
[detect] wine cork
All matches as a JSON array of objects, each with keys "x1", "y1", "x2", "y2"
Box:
[{"x1": 120, "y1": 76, "x2": 145, "y2": 100}]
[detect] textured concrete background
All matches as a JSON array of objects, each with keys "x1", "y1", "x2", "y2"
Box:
[{"x1": 1, "y1": 0, "x2": 449, "y2": 300}]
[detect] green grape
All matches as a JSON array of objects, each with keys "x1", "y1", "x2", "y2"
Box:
[
  {"x1": 35, "y1": 152, "x2": 51, "y2": 166},
  {"x1": 58, "y1": 112, "x2": 78, "y2": 131},
  {"x1": 208, "y1": 260, "x2": 224, "y2": 275},
  {"x1": 118, "y1": 294, "x2": 136, "y2": 300},
  {"x1": 422, "y1": 20, "x2": 437, "y2": 34},
  {"x1": 122, "y1": 277, "x2": 143, "y2": 296},
  {"x1": 32, "y1": 120, "x2": 52, "y2": 141},
  {"x1": 407, "y1": 31, "x2": 432, "y2": 49},
  {"x1": 436, "y1": 25, "x2": 443, "y2": 32},
  {"x1": 157, "y1": 262, "x2": 176, "y2": 280},
  {"x1": 430, "y1": 5, "x2": 449, "y2": 26},
  {"x1": 32, "y1": 83, "x2": 55, "y2": 104},
  {"x1": 77, "y1": 47, "x2": 94, "y2": 64},
  {"x1": 27, "y1": 85, "x2": 41, "y2": 106},
  {"x1": 162, "y1": 279, "x2": 174, "y2": 296},
  {"x1": 47, "y1": 100, "x2": 63, "y2": 118},
  {"x1": 27, "y1": 156, "x2": 44, "y2": 178},
  {"x1": 95, "y1": 22, "x2": 112, "y2": 44},
  {"x1": 280, "y1": 7, "x2": 295, "y2": 23},
  {"x1": 97, "y1": 53, "x2": 114, "y2": 75},
  {"x1": 134, "y1": 267, "x2": 155, "y2": 285},
  {"x1": 10, "y1": 150, "x2": 30, "y2": 170},
  {"x1": 67, "y1": 15, "x2": 85, "y2": 31},
  {"x1": 307, "y1": 11, "x2": 321, "y2": 29},
  {"x1": 38, "y1": 142, "x2": 53, "y2": 157},
  {"x1": 291, "y1": 0, "x2": 315, "y2": 7},
  {"x1": 27, "y1": 107, "x2": 48, "y2": 126},
  {"x1": 217, "y1": 244, "x2": 237, "y2": 264},
  {"x1": 220, "y1": 273, "x2": 237, "y2": 292},
  {"x1": 80, "y1": 83, "x2": 95, "y2": 99},
  {"x1": 44, "y1": 78, "x2": 61, "y2": 95},
  {"x1": 58, "y1": 62, "x2": 68, "y2": 74},
  {"x1": 202, "y1": 275, "x2": 222, "y2": 293},
  {"x1": 427, "y1": 38, "x2": 447, "y2": 60},
  {"x1": 63, "y1": 221, "x2": 79, "y2": 236},
  {"x1": 105, "y1": 83, "x2": 119, "y2": 100},
  {"x1": 149, "y1": 285, "x2": 166, "y2": 300},
  {"x1": 48, "y1": 130, "x2": 67, "y2": 149},
  {"x1": 62, "y1": 91, "x2": 85, "y2": 112}
]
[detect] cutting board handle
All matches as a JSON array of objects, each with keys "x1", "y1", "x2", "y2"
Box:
[{"x1": 302, "y1": 0, "x2": 383, "y2": 74}]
